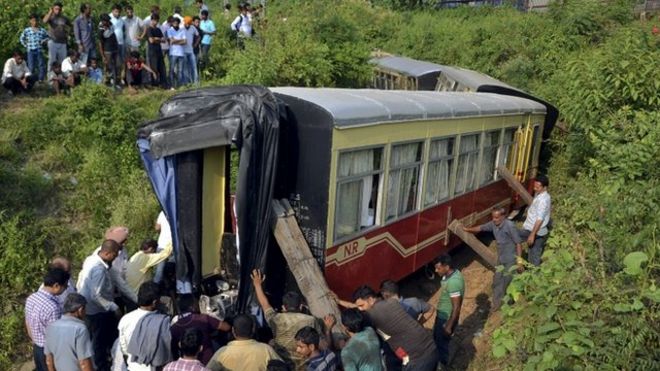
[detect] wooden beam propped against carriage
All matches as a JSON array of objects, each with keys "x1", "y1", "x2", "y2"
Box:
[
  {"x1": 448, "y1": 220, "x2": 498, "y2": 269},
  {"x1": 496, "y1": 165, "x2": 534, "y2": 206},
  {"x1": 271, "y1": 199, "x2": 342, "y2": 326}
]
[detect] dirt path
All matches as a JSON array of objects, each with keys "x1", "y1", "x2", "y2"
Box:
[{"x1": 399, "y1": 246, "x2": 497, "y2": 370}]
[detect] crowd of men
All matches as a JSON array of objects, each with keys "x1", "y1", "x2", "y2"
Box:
[
  {"x1": 3, "y1": 1, "x2": 261, "y2": 96},
  {"x1": 24, "y1": 174, "x2": 551, "y2": 371}
]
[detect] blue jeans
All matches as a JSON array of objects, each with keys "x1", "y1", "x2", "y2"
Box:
[
  {"x1": 27, "y1": 49, "x2": 46, "y2": 81},
  {"x1": 33, "y1": 344, "x2": 47, "y2": 371},
  {"x1": 183, "y1": 52, "x2": 198, "y2": 85},
  {"x1": 432, "y1": 317, "x2": 452, "y2": 366},
  {"x1": 169, "y1": 55, "x2": 185, "y2": 88},
  {"x1": 518, "y1": 229, "x2": 548, "y2": 266}
]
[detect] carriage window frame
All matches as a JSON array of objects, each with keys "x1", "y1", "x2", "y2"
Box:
[
  {"x1": 333, "y1": 145, "x2": 385, "y2": 243},
  {"x1": 494, "y1": 127, "x2": 518, "y2": 181},
  {"x1": 385, "y1": 141, "x2": 424, "y2": 222},
  {"x1": 454, "y1": 132, "x2": 482, "y2": 196},
  {"x1": 479, "y1": 130, "x2": 501, "y2": 186},
  {"x1": 423, "y1": 136, "x2": 456, "y2": 207}
]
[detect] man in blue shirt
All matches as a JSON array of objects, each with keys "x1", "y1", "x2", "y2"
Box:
[
  {"x1": 198, "y1": 10, "x2": 216, "y2": 72},
  {"x1": 44, "y1": 293, "x2": 94, "y2": 371}
]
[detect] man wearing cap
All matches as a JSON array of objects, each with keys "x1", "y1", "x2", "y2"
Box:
[{"x1": 44, "y1": 293, "x2": 94, "y2": 371}]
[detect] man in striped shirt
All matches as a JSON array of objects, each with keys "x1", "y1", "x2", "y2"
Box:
[
  {"x1": 19, "y1": 14, "x2": 49, "y2": 81},
  {"x1": 25, "y1": 268, "x2": 70, "y2": 371}
]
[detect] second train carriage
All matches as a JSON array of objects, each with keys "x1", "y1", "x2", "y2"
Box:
[
  {"x1": 371, "y1": 54, "x2": 558, "y2": 176},
  {"x1": 138, "y1": 86, "x2": 550, "y2": 305}
]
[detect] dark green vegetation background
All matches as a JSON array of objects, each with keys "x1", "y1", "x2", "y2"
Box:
[{"x1": 0, "y1": 1, "x2": 658, "y2": 369}]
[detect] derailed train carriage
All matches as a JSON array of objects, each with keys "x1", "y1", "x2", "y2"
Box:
[{"x1": 137, "y1": 85, "x2": 556, "y2": 310}]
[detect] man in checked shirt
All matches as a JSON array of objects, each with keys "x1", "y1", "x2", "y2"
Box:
[
  {"x1": 24, "y1": 267, "x2": 71, "y2": 371},
  {"x1": 19, "y1": 14, "x2": 49, "y2": 81}
]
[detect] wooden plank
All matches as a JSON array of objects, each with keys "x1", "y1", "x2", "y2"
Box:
[
  {"x1": 496, "y1": 165, "x2": 534, "y2": 206},
  {"x1": 271, "y1": 199, "x2": 342, "y2": 326},
  {"x1": 448, "y1": 220, "x2": 498, "y2": 269}
]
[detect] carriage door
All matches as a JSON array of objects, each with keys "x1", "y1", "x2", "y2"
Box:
[
  {"x1": 201, "y1": 146, "x2": 232, "y2": 279},
  {"x1": 512, "y1": 117, "x2": 535, "y2": 182}
]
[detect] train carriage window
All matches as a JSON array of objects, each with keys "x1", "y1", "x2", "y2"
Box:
[
  {"x1": 497, "y1": 128, "x2": 517, "y2": 173},
  {"x1": 386, "y1": 142, "x2": 423, "y2": 221},
  {"x1": 455, "y1": 134, "x2": 481, "y2": 195},
  {"x1": 480, "y1": 130, "x2": 501, "y2": 185},
  {"x1": 424, "y1": 137, "x2": 455, "y2": 207},
  {"x1": 334, "y1": 148, "x2": 383, "y2": 240}
]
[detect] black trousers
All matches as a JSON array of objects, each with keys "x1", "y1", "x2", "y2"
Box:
[
  {"x1": 87, "y1": 311, "x2": 118, "y2": 371},
  {"x1": 33, "y1": 344, "x2": 48, "y2": 371},
  {"x1": 3, "y1": 76, "x2": 36, "y2": 94},
  {"x1": 149, "y1": 51, "x2": 168, "y2": 88}
]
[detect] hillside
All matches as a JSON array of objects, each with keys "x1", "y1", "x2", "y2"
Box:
[{"x1": 1, "y1": 1, "x2": 659, "y2": 369}]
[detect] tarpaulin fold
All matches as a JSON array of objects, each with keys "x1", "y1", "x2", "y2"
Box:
[{"x1": 137, "y1": 85, "x2": 282, "y2": 312}]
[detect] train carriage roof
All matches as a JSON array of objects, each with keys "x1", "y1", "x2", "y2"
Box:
[
  {"x1": 271, "y1": 87, "x2": 547, "y2": 128},
  {"x1": 370, "y1": 55, "x2": 444, "y2": 77}
]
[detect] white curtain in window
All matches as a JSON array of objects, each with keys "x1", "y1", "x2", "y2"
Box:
[
  {"x1": 456, "y1": 135, "x2": 479, "y2": 194},
  {"x1": 481, "y1": 132, "x2": 500, "y2": 185},
  {"x1": 339, "y1": 150, "x2": 374, "y2": 177},
  {"x1": 387, "y1": 143, "x2": 420, "y2": 220},
  {"x1": 336, "y1": 181, "x2": 361, "y2": 238},
  {"x1": 425, "y1": 159, "x2": 451, "y2": 206},
  {"x1": 425, "y1": 139, "x2": 452, "y2": 206}
]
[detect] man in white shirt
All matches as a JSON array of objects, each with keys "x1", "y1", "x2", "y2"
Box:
[
  {"x1": 2, "y1": 51, "x2": 36, "y2": 95},
  {"x1": 518, "y1": 175, "x2": 552, "y2": 266},
  {"x1": 154, "y1": 211, "x2": 173, "y2": 283},
  {"x1": 196, "y1": 0, "x2": 209, "y2": 17},
  {"x1": 123, "y1": 5, "x2": 144, "y2": 54},
  {"x1": 61, "y1": 50, "x2": 87, "y2": 86},
  {"x1": 230, "y1": 4, "x2": 252, "y2": 39},
  {"x1": 119, "y1": 282, "x2": 171, "y2": 371},
  {"x1": 109, "y1": 4, "x2": 126, "y2": 79},
  {"x1": 167, "y1": 17, "x2": 186, "y2": 88}
]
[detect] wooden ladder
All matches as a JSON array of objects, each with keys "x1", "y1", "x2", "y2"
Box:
[{"x1": 271, "y1": 199, "x2": 342, "y2": 325}]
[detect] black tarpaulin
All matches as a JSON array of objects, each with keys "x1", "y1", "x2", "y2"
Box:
[{"x1": 138, "y1": 85, "x2": 282, "y2": 312}]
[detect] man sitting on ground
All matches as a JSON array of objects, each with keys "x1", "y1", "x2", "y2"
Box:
[
  {"x1": 125, "y1": 50, "x2": 157, "y2": 89},
  {"x1": 251, "y1": 269, "x2": 322, "y2": 370},
  {"x1": 47, "y1": 61, "x2": 66, "y2": 94},
  {"x1": 207, "y1": 314, "x2": 281, "y2": 371},
  {"x1": 61, "y1": 50, "x2": 87, "y2": 87},
  {"x1": 87, "y1": 57, "x2": 103, "y2": 84},
  {"x1": 2, "y1": 51, "x2": 36, "y2": 95}
]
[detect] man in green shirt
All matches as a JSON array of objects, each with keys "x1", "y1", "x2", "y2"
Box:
[{"x1": 433, "y1": 254, "x2": 465, "y2": 366}]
